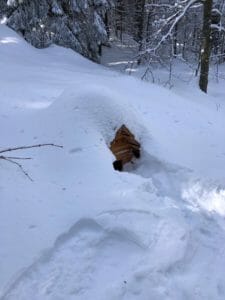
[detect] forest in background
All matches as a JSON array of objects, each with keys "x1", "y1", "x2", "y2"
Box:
[{"x1": 0, "y1": 0, "x2": 225, "y2": 92}]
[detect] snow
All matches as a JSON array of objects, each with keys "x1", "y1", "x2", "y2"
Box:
[{"x1": 1, "y1": 24, "x2": 225, "y2": 300}]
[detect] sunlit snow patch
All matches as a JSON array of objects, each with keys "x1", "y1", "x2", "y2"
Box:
[
  {"x1": 0, "y1": 17, "x2": 7, "y2": 25},
  {"x1": 183, "y1": 181, "x2": 225, "y2": 216},
  {"x1": 0, "y1": 37, "x2": 18, "y2": 44}
]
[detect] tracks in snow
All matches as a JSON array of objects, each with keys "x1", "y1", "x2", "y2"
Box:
[
  {"x1": 2, "y1": 153, "x2": 225, "y2": 300},
  {"x1": 2, "y1": 208, "x2": 189, "y2": 300},
  {"x1": 2, "y1": 218, "x2": 145, "y2": 300}
]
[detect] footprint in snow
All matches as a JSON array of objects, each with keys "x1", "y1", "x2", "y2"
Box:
[{"x1": 2, "y1": 218, "x2": 144, "y2": 300}]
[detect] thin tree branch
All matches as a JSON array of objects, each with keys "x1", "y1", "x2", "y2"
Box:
[
  {"x1": 0, "y1": 143, "x2": 63, "y2": 181},
  {"x1": 0, "y1": 143, "x2": 63, "y2": 154},
  {"x1": 139, "y1": 0, "x2": 201, "y2": 56},
  {"x1": 1, "y1": 157, "x2": 33, "y2": 181},
  {"x1": 0, "y1": 156, "x2": 32, "y2": 160}
]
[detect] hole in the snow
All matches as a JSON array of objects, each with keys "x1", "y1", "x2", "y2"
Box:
[{"x1": 109, "y1": 124, "x2": 141, "y2": 171}]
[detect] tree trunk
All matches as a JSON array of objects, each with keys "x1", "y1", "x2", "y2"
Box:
[
  {"x1": 173, "y1": 23, "x2": 178, "y2": 56},
  {"x1": 199, "y1": 0, "x2": 213, "y2": 93},
  {"x1": 137, "y1": 0, "x2": 149, "y2": 64},
  {"x1": 137, "y1": 0, "x2": 147, "y2": 48}
]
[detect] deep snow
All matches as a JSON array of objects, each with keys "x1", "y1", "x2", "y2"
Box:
[{"x1": 1, "y1": 25, "x2": 225, "y2": 300}]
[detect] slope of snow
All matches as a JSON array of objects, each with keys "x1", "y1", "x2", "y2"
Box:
[{"x1": 1, "y1": 25, "x2": 225, "y2": 300}]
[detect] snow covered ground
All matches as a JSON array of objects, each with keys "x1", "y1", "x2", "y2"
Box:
[{"x1": 1, "y1": 25, "x2": 225, "y2": 300}]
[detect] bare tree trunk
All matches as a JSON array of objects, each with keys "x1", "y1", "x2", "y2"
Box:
[
  {"x1": 199, "y1": 0, "x2": 213, "y2": 93},
  {"x1": 115, "y1": 0, "x2": 124, "y2": 41},
  {"x1": 137, "y1": 0, "x2": 149, "y2": 65},
  {"x1": 173, "y1": 23, "x2": 178, "y2": 56},
  {"x1": 137, "y1": 0, "x2": 147, "y2": 50}
]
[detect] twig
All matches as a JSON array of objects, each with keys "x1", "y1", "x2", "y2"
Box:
[
  {"x1": 0, "y1": 156, "x2": 32, "y2": 160},
  {"x1": 1, "y1": 157, "x2": 33, "y2": 181},
  {"x1": 0, "y1": 143, "x2": 63, "y2": 181},
  {"x1": 0, "y1": 143, "x2": 63, "y2": 154}
]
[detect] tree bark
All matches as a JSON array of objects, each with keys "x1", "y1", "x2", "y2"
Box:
[
  {"x1": 173, "y1": 23, "x2": 178, "y2": 56},
  {"x1": 199, "y1": 0, "x2": 213, "y2": 93},
  {"x1": 137, "y1": 0, "x2": 147, "y2": 48}
]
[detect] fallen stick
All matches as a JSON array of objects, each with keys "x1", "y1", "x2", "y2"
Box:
[
  {"x1": 0, "y1": 143, "x2": 63, "y2": 154},
  {"x1": 0, "y1": 143, "x2": 63, "y2": 181}
]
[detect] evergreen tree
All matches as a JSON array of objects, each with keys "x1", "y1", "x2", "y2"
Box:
[{"x1": 1, "y1": 0, "x2": 113, "y2": 62}]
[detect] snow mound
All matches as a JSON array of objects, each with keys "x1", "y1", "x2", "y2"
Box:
[
  {"x1": 3, "y1": 197, "x2": 225, "y2": 300},
  {"x1": 2, "y1": 218, "x2": 144, "y2": 300},
  {"x1": 49, "y1": 85, "x2": 148, "y2": 145}
]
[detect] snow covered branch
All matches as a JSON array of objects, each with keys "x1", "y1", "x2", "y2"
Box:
[{"x1": 141, "y1": 0, "x2": 201, "y2": 55}]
